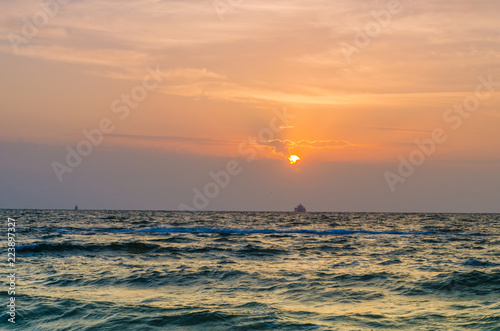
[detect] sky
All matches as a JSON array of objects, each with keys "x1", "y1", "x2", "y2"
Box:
[{"x1": 1, "y1": 0, "x2": 499, "y2": 212}]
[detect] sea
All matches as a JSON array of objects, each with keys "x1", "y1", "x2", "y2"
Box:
[{"x1": 3, "y1": 210, "x2": 500, "y2": 330}]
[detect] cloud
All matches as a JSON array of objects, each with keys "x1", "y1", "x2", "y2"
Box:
[
  {"x1": 295, "y1": 140, "x2": 351, "y2": 148},
  {"x1": 107, "y1": 134, "x2": 358, "y2": 160},
  {"x1": 0, "y1": 44, "x2": 147, "y2": 69},
  {"x1": 164, "y1": 68, "x2": 226, "y2": 81},
  {"x1": 257, "y1": 139, "x2": 356, "y2": 157},
  {"x1": 374, "y1": 127, "x2": 435, "y2": 134},
  {"x1": 2, "y1": 0, "x2": 499, "y2": 99},
  {"x1": 2, "y1": 0, "x2": 500, "y2": 166},
  {"x1": 108, "y1": 134, "x2": 237, "y2": 146}
]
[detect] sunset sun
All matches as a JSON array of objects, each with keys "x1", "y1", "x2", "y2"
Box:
[{"x1": 288, "y1": 155, "x2": 300, "y2": 165}]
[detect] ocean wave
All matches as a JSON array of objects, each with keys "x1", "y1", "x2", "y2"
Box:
[
  {"x1": 461, "y1": 259, "x2": 497, "y2": 267},
  {"x1": 17, "y1": 241, "x2": 162, "y2": 254},
  {"x1": 28, "y1": 225, "x2": 497, "y2": 238},
  {"x1": 40, "y1": 267, "x2": 256, "y2": 288},
  {"x1": 420, "y1": 270, "x2": 500, "y2": 295},
  {"x1": 136, "y1": 226, "x2": 435, "y2": 236},
  {"x1": 237, "y1": 244, "x2": 287, "y2": 257},
  {"x1": 31, "y1": 225, "x2": 439, "y2": 236}
]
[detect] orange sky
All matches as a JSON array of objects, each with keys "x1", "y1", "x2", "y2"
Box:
[{"x1": 1, "y1": 0, "x2": 499, "y2": 211}]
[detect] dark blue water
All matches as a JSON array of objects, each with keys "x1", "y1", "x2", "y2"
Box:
[{"x1": 3, "y1": 210, "x2": 500, "y2": 330}]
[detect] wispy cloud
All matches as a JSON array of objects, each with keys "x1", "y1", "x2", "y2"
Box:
[
  {"x1": 0, "y1": 44, "x2": 148, "y2": 69},
  {"x1": 108, "y1": 134, "x2": 237, "y2": 146},
  {"x1": 257, "y1": 139, "x2": 358, "y2": 157},
  {"x1": 2, "y1": 0, "x2": 500, "y2": 164},
  {"x1": 2, "y1": 0, "x2": 499, "y2": 98},
  {"x1": 164, "y1": 68, "x2": 226, "y2": 81},
  {"x1": 106, "y1": 134, "x2": 361, "y2": 160},
  {"x1": 374, "y1": 127, "x2": 435, "y2": 134}
]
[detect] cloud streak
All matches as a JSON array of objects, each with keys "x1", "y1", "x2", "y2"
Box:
[
  {"x1": 108, "y1": 134, "x2": 238, "y2": 147},
  {"x1": 257, "y1": 139, "x2": 358, "y2": 157}
]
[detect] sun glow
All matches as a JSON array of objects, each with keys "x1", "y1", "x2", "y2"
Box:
[{"x1": 288, "y1": 155, "x2": 300, "y2": 165}]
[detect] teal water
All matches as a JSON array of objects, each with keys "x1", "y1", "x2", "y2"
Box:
[{"x1": 3, "y1": 210, "x2": 500, "y2": 330}]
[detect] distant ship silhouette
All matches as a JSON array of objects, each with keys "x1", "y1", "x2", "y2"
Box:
[
  {"x1": 74, "y1": 205, "x2": 78, "y2": 210},
  {"x1": 294, "y1": 203, "x2": 306, "y2": 212}
]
